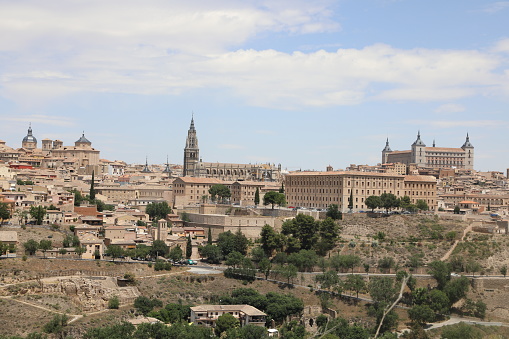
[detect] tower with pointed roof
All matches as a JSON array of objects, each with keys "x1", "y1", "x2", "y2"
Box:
[
  {"x1": 411, "y1": 131, "x2": 426, "y2": 166},
  {"x1": 461, "y1": 133, "x2": 474, "y2": 170},
  {"x1": 381, "y1": 138, "x2": 392, "y2": 164},
  {"x1": 22, "y1": 124, "x2": 37, "y2": 150},
  {"x1": 183, "y1": 116, "x2": 200, "y2": 177}
]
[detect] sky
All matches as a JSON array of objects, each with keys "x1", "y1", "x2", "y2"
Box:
[{"x1": 0, "y1": 0, "x2": 508, "y2": 172}]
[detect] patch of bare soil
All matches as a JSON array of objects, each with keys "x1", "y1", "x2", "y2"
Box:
[{"x1": 337, "y1": 215, "x2": 466, "y2": 268}]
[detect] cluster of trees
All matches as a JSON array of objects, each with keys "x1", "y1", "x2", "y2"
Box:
[
  {"x1": 209, "y1": 184, "x2": 231, "y2": 203},
  {"x1": 200, "y1": 229, "x2": 248, "y2": 264},
  {"x1": 220, "y1": 288, "x2": 304, "y2": 325},
  {"x1": 263, "y1": 191, "x2": 286, "y2": 209},
  {"x1": 16, "y1": 179, "x2": 34, "y2": 185},
  {"x1": 0, "y1": 202, "x2": 10, "y2": 224},
  {"x1": 145, "y1": 201, "x2": 172, "y2": 221},
  {"x1": 365, "y1": 193, "x2": 428, "y2": 212},
  {"x1": 69, "y1": 188, "x2": 114, "y2": 212},
  {"x1": 0, "y1": 242, "x2": 16, "y2": 256},
  {"x1": 407, "y1": 260, "x2": 473, "y2": 327},
  {"x1": 261, "y1": 214, "x2": 340, "y2": 256}
]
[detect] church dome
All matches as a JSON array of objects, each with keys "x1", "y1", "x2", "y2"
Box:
[
  {"x1": 75, "y1": 133, "x2": 91, "y2": 144},
  {"x1": 22, "y1": 126, "x2": 37, "y2": 144}
]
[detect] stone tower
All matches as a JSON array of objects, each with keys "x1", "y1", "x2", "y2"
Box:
[
  {"x1": 22, "y1": 124, "x2": 37, "y2": 150},
  {"x1": 381, "y1": 138, "x2": 392, "y2": 164},
  {"x1": 183, "y1": 116, "x2": 200, "y2": 177},
  {"x1": 461, "y1": 133, "x2": 474, "y2": 170},
  {"x1": 411, "y1": 131, "x2": 426, "y2": 166}
]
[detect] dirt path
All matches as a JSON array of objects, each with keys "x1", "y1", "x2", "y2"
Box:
[
  {"x1": 0, "y1": 295, "x2": 82, "y2": 323},
  {"x1": 440, "y1": 224, "x2": 472, "y2": 261}
]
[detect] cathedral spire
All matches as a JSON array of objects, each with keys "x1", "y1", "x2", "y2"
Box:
[{"x1": 382, "y1": 137, "x2": 392, "y2": 152}]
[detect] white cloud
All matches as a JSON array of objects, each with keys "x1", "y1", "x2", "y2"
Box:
[
  {"x1": 408, "y1": 120, "x2": 508, "y2": 129},
  {"x1": 2, "y1": 114, "x2": 75, "y2": 127},
  {"x1": 482, "y1": 1, "x2": 509, "y2": 13},
  {"x1": 0, "y1": 1, "x2": 508, "y2": 109},
  {"x1": 434, "y1": 104, "x2": 466, "y2": 114}
]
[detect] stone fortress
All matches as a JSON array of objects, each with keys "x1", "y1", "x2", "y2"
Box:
[{"x1": 382, "y1": 132, "x2": 474, "y2": 170}]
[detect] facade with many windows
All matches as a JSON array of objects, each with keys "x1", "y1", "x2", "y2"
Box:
[{"x1": 285, "y1": 171, "x2": 437, "y2": 212}]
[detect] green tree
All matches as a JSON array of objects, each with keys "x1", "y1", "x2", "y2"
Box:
[
  {"x1": 200, "y1": 244, "x2": 222, "y2": 264},
  {"x1": 58, "y1": 248, "x2": 67, "y2": 257},
  {"x1": 258, "y1": 257, "x2": 272, "y2": 279},
  {"x1": 38, "y1": 240, "x2": 52, "y2": 258},
  {"x1": 399, "y1": 196, "x2": 411, "y2": 210},
  {"x1": 380, "y1": 193, "x2": 400, "y2": 212},
  {"x1": 444, "y1": 276, "x2": 470, "y2": 305},
  {"x1": 145, "y1": 201, "x2": 172, "y2": 221},
  {"x1": 209, "y1": 184, "x2": 231, "y2": 203},
  {"x1": 74, "y1": 245, "x2": 86, "y2": 258},
  {"x1": 415, "y1": 200, "x2": 429, "y2": 211},
  {"x1": 215, "y1": 313, "x2": 239, "y2": 336},
  {"x1": 43, "y1": 314, "x2": 68, "y2": 335},
  {"x1": 365, "y1": 195, "x2": 382, "y2": 212},
  {"x1": 315, "y1": 217, "x2": 340, "y2": 256},
  {"x1": 70, "y1": 189, "x2": 85, "y2": 207},
  {"x1": 106, "y1": 245, "x2": 124, "y2": 261},
  {"x1": 108, "y1": 296, "x2": 120, "y2": 309},
  {"x1": 134, "y1": 296, "x2": 162, "y2": 316},
  {"x1": 287, "y1": 249, "x2": 318, "y2": 272},
  {"x1": 500, "y1": 265, "x2": 507, "y2": 277},
  {"x1": 263, "y1": 191, "x2": 286, "y2": 209},
  {"x1": 89, "y1": 170, "x2": 96, "y2": 201},
  {"x1": 453, "y1": 206, "x2": 461, "y2": 214},
  {"x1": 0, "y1": 202, "x2": 11, "y2": 223},
  {"x1": 348, "y1": 190, "x2": 354, "y2": 211},
  {"x1": 344, "y1": 274, "x2": 366, "y2": 298},
  {"x1": 29, "y1": 205, "x2": 46, "y2": 225},
  {"x1": 169, "y1": 245, "x2": 183, "y2": 262},
  {"x1": 254, "y1": 187, "x2": 260, "y2": 206},
  {"x1": 280, "y1": 264, "x2": 298, "y2": 284},
  {"x1": 186, "y1": 236, "x2": 192, "y2": 259},
  {"x1": 207, "y1": 227, "x2": 213, "y2": 245},
  {"x1": 408, "y1": 304, "x2": 435, "y2": 325},
  {"x1": 151, "y1": 240, "x2": 168, "y2": 258},
  {"x1": 378, "y1": 257, "x2": 395, "y2": 273},
  {"x1": 325, "y1": 204, "x2": 342, "y2": 220},
  {"x1": 428, "y1": 260, "x2": 451, "y2": 290},
  {"x1": 281, "y1": 214, "x2": 319, "y2": 251},
  {"x1": 23, "y1": 239, "x2": 39, "y2": 255},
  {"x1": 279, "y1": 182, "x2": 285, "y2": 194},
  {"x1": 315, "y1": 270, "x2": 340, "y2": 291},
  {"x1": 260, "y1": 224, "x2": 281, "y2": 256},
  {"x1": 225, "y1": 251, "x2": 244, "y2": 268}
]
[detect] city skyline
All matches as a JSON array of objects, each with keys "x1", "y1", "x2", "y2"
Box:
[{"x1": 0, "y1": 1, "x2": 508, "y2": 171}]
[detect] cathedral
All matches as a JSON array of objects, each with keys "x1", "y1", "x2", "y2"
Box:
[
  {"x1": 382, "y1": 132, "x2": 474, "y2": 170},
  {"x1": 183, "y1": 117, "x2": 282, "y2": 182},
  {"x1": 1, "y1": 125, "x2": 101, "y2": 169}
]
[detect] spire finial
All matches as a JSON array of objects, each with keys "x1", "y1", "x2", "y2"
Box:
[{"x1": 433, "y1": 139, "x2": 435, "y2": 147}]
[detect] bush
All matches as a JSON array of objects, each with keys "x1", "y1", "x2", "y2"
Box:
[{"x1": 108, "y1": 296, "x2": 120, "y2": 309}]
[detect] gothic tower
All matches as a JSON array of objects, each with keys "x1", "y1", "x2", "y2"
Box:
[
  {"x1": 183, "y1": 116, "x2": 200, "y2": 177},
  {"x1": 411, "y1": 131, "x2": 426, "y2": 166},
  {"x1": 381, "y1": 138, "x2": 392, "y2": 164},
  {"x1": 461, "y1": 133, "x2": 474, "y2": 170}
]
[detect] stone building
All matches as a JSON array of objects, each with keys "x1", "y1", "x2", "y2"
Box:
[
  {"x1": 285, "y1": 171, "x2": 437, "y2": 212},
  {"x1": 382, "y1": 132, "x2": 474, "y2": 170},
  {"x1": 182, "y1": 117, "x2": 282, "y2": 182}
]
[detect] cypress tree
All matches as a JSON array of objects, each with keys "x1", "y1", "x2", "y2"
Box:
[
  {"x1": 348, "y1": 190, "x2": 354, "y2": 211},
  {"x1": 89, "y1": 170, "x2": 96, "y2": 202},
  {"x1": 254, "y1": 187, "x2": 260, "y2": 206},
  {"x1": 186, "y1": 235, "x2": 192, "y2": 259},
  {"x1": 279, "y1": 183, "x2": 285, "y2": 194},
  {"x1": 208, "y1": 227, "x2": 213, "y2": 245}
]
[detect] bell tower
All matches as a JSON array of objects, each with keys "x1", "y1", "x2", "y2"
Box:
[{"x1": 183, "y1": 116, "x2": 200, "y2": 177}]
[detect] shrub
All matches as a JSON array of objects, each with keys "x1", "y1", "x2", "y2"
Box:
[{"x1": 108, "y1": 296, "x2": 120, "y2": 309}]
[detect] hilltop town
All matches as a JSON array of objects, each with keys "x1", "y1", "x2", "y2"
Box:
[{"x1": 1, "y1": 121, "x2": 509, "y2": 339}]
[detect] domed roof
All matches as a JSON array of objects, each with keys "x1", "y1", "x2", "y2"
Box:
[
  {"x1": 75, "y1": 132, "x2": 91, "y2": 144},
  {"x1": 22, "y1": 125, "x2": 37, "y2": 143}
]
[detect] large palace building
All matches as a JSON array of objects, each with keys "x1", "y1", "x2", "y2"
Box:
[
  {"x1": 285, "y1": 170, "x2": 437, "y2": 212},
  {"x1": 382, "y1": 132, "x2": 474, "y2": 170},
  {"x1": 182, "y1": 117, "x2": 282, "y2": 182}
]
